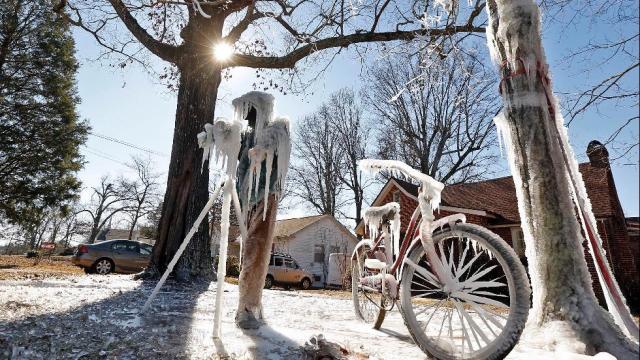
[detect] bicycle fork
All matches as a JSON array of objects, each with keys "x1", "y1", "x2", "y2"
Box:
[{"x1": 417, "y1": 197, "x2": 457, "y2": 293}]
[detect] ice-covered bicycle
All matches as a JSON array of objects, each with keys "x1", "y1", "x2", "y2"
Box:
[{"x1": 352, "y1": 160, "x2": 531, "y2": 360}]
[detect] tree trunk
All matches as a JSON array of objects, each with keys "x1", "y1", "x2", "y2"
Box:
[
  {"x1": 485, "y1": 1, "x2": 638, "y2": 357},
  {"x1": 128, "y1": 206, "x2": 141, "y2": 240},
  {"x1": 146, "y1": 56, "x2": 222, "y2": 281}
]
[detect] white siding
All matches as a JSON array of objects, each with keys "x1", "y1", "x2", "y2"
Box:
[{"x1": 273, "y1": 217, "x2": 358, "y2": 287}]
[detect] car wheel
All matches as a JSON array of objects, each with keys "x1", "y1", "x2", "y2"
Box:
[
  {"x1": 93, "y1": 259, "x2": 114, "y2": 275},
  {"x1": 300, "y1": 278, "x2": 311, "y2": 290},
  {"x1": 264, "y1": 275, "x2": 274, "y2": 289}
]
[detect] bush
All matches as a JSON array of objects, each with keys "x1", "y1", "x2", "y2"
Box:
[
  {"x1": 213, "y1": 255, "x2": 240, "y2": 277},
  {"x1": 25, "y1": 250, "x2": 39, "y2": 258}
]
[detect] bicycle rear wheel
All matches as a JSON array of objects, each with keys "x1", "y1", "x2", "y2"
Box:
[
  {"x1": 399, "y1": 223, "x2": 530, "y2": 360},
  {"x1": 352, "y1": 242, "x2": 387, "y2": 329}
]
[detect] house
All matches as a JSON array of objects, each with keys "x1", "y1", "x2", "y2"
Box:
[
  {"x1": 95, "y1": 228, "x2": 156, "y2": 245},
  {"x1": 272, "y1": 215, "x2": 359, "y2": 288},
  {"x1": 356, "y1": 141, "x2": 639, "y2": 311}
]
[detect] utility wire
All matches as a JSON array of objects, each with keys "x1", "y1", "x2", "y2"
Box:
[
  {"x1": 89, "y1": 131, "x2": 168, "y2": 157},
  {"x1": 83, "y1": 147, "x2": 129, "y2": 167}
]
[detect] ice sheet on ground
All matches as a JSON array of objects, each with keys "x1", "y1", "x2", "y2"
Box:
[{"x1": 0, "y1": 276, "x2": 617, "y2": 359}]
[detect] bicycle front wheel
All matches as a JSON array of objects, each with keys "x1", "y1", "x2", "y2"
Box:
[{"x1": 399, "y1": 223, "x2": 530, "y2": 360}]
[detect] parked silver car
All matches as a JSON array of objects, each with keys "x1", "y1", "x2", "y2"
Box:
[
  {"x1": 265, "y1": 253, "x2": 313, "y2": 290},
  {"x1": 72, "y1": 240, "x2": 152, "y2": 274}
]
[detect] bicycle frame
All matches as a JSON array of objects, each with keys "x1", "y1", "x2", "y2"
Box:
[{"x1": 362, "y1": 193, "x2": 457, "y2": 292}]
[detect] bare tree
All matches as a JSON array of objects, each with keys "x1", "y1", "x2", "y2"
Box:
[
  {"x1": 58, "y1": 208, "x2": 83, "y2": 247},
  {"x1": 540, "y1": 0, "x2": 639, "y2": 162},
  {"x1": 362, "y1": 51, "x2": 500, "y2": 184},
  {"x1": 80, "y1": 176, "x2": 128, "y2": 243},
  {"x1": 291, "y1": 114, "x2": 346, "y2": 217},
  {"x1": 55, "y1": 0, "x2": 488, "y2": 279},
  {"x1": 120, "y1": 156, "x2": 162, "y2": 240},
  {"x1": 324, "y1": 89, "x2": 372, "y2": 228}
]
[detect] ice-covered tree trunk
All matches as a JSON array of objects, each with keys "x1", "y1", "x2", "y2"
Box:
[{"x1": 485, "y1": 1, "x2": 638, "y2": 357}]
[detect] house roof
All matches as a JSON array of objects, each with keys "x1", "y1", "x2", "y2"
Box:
[
  {"x1": 274, "y1": 215, "x2": 327, "y2": 238},
  {"x1": 381, "y1": 162, "x2": 618, "y2": 225},
  {"x1": 274, "y1": 214, "x2": 357, "y2": 242},
  {"x1": 97, "y1": 228, "x2": 133, "y2": 241}
]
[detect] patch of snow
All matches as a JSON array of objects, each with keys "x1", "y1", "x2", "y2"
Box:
[{"x1": 0, "y1": 276, "x2": 624, "y2": 359}]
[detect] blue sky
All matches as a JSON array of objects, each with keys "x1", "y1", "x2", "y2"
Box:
[{"x1": 73, "y1": 8, "x2": 639, "y2": 219}]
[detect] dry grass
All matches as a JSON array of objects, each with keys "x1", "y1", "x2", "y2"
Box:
[{"x1": 0, "y1": 255, "x2": 83, "y2": 280}]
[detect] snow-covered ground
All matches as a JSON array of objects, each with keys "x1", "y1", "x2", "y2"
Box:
[{"x1": 0, "y1": 276, "x2": 619, "y2": 359}]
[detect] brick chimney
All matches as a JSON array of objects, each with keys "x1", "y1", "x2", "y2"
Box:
[{"x1": 586, "y1": 140, "x2": 609, "y2": 168}]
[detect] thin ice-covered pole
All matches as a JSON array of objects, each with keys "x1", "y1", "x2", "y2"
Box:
[
  {"x1": 231, "y1": 186, "x2": 248, "y2": 266},
  {"x1": 142, "y1": 180, "x2": 224, "y2": 312},
  {"x1": 213, "y1": 179, "x2": 233, "y2": 338}
]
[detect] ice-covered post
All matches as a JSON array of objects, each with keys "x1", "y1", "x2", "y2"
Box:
[
  {"x1": 232, "y1": 92, "x2": 291, "y2": 329},
  {"x1": 200, "y1": 118, "x2": 244, "y2": 338},
  {"x1": 485, "y1": 0, "x2": 638, "y2": 356}
]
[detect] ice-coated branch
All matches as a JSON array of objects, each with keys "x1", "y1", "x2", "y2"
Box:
[
  {"x1": 198, "y1": 117, "x2": 243, "y2": 176},
  {"x1": 106, "y1": 0, "x2": 180, "y2": 63},
  {"x1": 230, "y1": 26, "x2": 484, "y2": 69}
]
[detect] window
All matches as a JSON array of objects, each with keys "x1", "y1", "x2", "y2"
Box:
[
  {"x1": 313, "y1": 245, "x2": 325, "y2": 263},
  {"x1": 269, "y1": 256, "x2": 274, "y2": 266},
  {"x1": 511, "y1": 228, "x2": 526, "y2": 257},
  {"x1": 274, "y1": 257, "x2": 283, "y2": 267},
  {"x1": 112, "y1": 242, "x2": 138, "y2": 253},
  {"x1": 284, "y1": 259, "x2": 296, "y2": 269},
  {"x1": 139, "y1": 245, "x2": 152, "y2": 255},
  {"x1": 392, "y1": 190, "x2": 400, "y2": 203}
]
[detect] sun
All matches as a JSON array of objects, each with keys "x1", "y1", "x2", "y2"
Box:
[{"x1": 213, "y1": 42, "x2": 234, "y2": 62}]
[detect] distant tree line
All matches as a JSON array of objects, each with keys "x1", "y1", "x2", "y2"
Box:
[{"x1": 291, "y1": 51, "x2": 500, "y2": 229}]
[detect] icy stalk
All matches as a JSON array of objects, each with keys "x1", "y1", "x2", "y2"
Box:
[
  {"x1": 213, "y1": 179, "x2": 233, "y2": 338},
  {"x1": 485, "y1": 0, "x2": 638, "y2": 356},
  {"x1": 142, "y1": 182, "x2": 223, "y2": 313}
]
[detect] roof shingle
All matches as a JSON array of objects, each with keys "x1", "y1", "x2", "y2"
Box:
[{"x1": 393, "y1": 162, "x2": 618, "y2": 224}]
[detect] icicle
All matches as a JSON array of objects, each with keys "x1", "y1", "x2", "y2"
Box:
[
  {"x1": 263, "y1": 149, "x2": 274, "y2": 220},
  {"x1": 364, "y1": 202, "x2": 400, "y2": 242}
]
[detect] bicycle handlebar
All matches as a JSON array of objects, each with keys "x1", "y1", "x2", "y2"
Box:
[{"x1": 358, "y1": 159, "x2": 444, "y2": 208}]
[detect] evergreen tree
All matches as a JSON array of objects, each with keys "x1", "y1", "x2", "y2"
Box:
[{"x1": 0, "y1": 0, "x2": 88, "y2": 226}]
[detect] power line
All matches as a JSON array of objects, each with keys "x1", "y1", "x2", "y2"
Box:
[
  {"x1": 84, "y1": 147, "x2": 129, "y2": 167},
  {"x1": 89, "y1": 131, "x2": 168, "y2": 157}
]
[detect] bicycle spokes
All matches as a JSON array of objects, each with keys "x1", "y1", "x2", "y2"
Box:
[{"x1": 404, "y1": 236, "x2": 511, "y2": 357}]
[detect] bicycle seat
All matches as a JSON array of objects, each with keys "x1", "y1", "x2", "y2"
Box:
[
  {"x1": 364, "y1": 258, "x2": 387, "y2": 270},
  {"x1": 364, "y1": 202, "x2": 399, "y2": 223}
]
